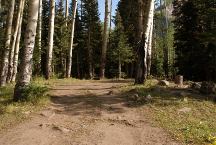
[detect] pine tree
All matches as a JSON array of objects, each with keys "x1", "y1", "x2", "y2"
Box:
[{"x1": 82, "y1": 0, "x2": 102, "y2": 79}]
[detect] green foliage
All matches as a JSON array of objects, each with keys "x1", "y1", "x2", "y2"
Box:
[
  {"x1": 20, "y1": 83, "x2": 49, "y2": 103},
  {"x1": 72, "y1": 0, "x2": 102, "y2": 78},
  {"x1": 173, "y1": 0, "x2": 216, "y2": 82},
  {"x1": 107, "y1": 11, "x2": 134, "y2": 78}
]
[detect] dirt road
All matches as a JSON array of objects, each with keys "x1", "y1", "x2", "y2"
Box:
[{"x1": 0, "y1": 80, "x2": 180, "y2": 145}]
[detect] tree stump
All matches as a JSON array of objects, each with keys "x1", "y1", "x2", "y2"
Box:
[{"x1": 175, "y1": 75, "x2": 183, "y2": 86}]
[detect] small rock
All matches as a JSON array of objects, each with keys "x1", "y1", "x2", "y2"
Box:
[
  {"x1": 52, "y1": 126, "x2": 70, "y2": 133},
  {"x1": 117, "y1": 116, "x2": 122, "y2": 120},
  {"x1": 39, "y1": 123, "x2": 47, "y2": 128},
  {"x1": 23, "y1": 111, "x2": 31, "y2": 115},
  {"x1": 200, "y1": 82, "x2": 216, "y2": 95},
  {"x1": 107, "y1": 90, "x2": 119, "y2": 95},
  {"x1": 152, "y1": 86, "x2": 161, "y2": 93},
  {"x1": 178, "y1": 107, "x2": 191, "y2": 113},
  {"x1": 158, "y1": 80, "x2": 170, "y2": 86},
  {"x1": 191, "y1": 82, "x2": 201, "y2": 90},
  {"x1": 107, "y1": 90, "x2": 114, "y2": 95},
  {"x1": 132, "y1": 94, "x2": 139, "y2": 101},
  {"x1": 128, "y1": 89, "x2": 138, "y2": 94},
  {"x1": 40, "y1": 110, "x2": 55, "y2": 119},
  {"x1": 146, "y1": 94, "x2": 152, "y2": 102},
  {"x1": 183, "y1": 97, "x2": 188, "y2": 103},
  {"x1": 175, "y1": 75, "x2": 184, "y2": 86}
]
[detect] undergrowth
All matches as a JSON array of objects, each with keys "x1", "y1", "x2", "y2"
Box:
[
  {"x1": 122, "y1": 79, "x2": 216, "y2": 145},
  {"x1": 0, "y1": 83, "x2": 50, "y2": 130}
]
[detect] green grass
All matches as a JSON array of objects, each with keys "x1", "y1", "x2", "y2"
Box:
[
  {"x1": 0, "y1": 83, "x2": 50, "y2": 130},
  {"x1": 122, "y1": 79, "x2": 216, "y2": 145}
]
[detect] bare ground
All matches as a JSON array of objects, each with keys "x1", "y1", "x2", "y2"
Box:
[{"x1": 0, "y1": 80, "x2": 180, "y2": 145}]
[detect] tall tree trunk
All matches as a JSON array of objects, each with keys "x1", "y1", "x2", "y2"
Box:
[
  {"x1": 100, "y1": 0, "x2": 110, "y2": 79},
  {"x1": 147, "y1": 24, "x2": 153, "y2": 76},
  {"x1": 87, "y1": 25, "x2": 93, "y2": 79},
  {"x1": 66, "y1": 0, "x2": 77, "y2": 78},
  {"x1": 11, "y1": 25, "x2": 22, "y2": 82},
  {"x1": 65, "y1": 0, "x2": 69, "y2": 26},
  {"x1": 11, "y1": 1, "x2": 25, "y2": 82},
  {"x1": 0, "y1": 0, "x2": 15, "y2": 86},
  {"x1": 7, "y1": 0, "x2": 25, "y2": 83},
  {"x1": 13, "y1": 0, "x2": 39, "y2": 101},
  {"x1": 118, "y1": 54, "x2": 121, "y2": 79},
  {"x1": 46, "y1": 0, "x2": 55, "y2": 80},
  {"x1": 144, "y1": 0, "x2": 154, "y2": 78},
  {"x1": 135, "y1": 0, "x2": 144, "y2": 84},
  {"x1": 146, "y1": 2, "x2": 154, "y2": 77},
  {"x1": 36, "y1": 0, "x2": 42, "y2": 74}
]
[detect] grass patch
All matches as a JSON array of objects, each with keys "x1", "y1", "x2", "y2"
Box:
[
  {"x1": 122, "y1": 79, "x2": 216, "y2": 145},
  {"x1": 0, "y1": 83, "x2": 50, "y2": 131}
]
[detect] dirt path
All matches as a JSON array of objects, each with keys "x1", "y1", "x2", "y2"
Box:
[{"x1": 0, "y1": 80, "x2": 180, "y2": 145}]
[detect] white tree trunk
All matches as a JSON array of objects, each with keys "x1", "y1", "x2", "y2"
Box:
[
  {"x1": 7, "y1": 0, "x2": 25, "y2": 83},
  {"x1": 11, "y1": 2, "x2": 25, "y2": 82},
  {"x1": 144, "y1": 0, "x2": 154, "y2": 79},
  {"x1": 65, "y1": 0, "x2": 69, "y2": 26},
  {"x1": 147, "y1": 24, "x2": 153, "y2": 76},
  {"x1": 100, "y1": 0, "x2": 110, "y2": 79},
  {"x1": 66, "y1": 0, "x2": 78, "y2": 78},
  {"x1": 14, "y1": 0, "x2": 39, "y2": 101},
  {"x1": 0, "y1": 0, "x2": 1, "y2": 11},
  {"x1": 0, "y1": 0, "x2": 15, "y2": 86},
  {"x1": 11, "y1": 1, "x2": 25, "y2": 82},
  {"x1": 46, "y1": 0, "x2": 55, "y2": 79},
  {"x1": 37, "y1": 0, "x2": 42, "y2": 73}
]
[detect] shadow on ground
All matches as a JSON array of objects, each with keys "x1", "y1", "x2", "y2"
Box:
[{"x1": 50, "y1": 81, "x2": 215, "y2": 117}]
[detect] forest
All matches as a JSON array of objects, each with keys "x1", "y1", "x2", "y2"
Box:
[{"x1": 0, "y1": 0, "x2": 216, "y2": 145}]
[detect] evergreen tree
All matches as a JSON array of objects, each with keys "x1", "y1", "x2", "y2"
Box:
[
  {"x1": 82, "y1": 0, "x2": 102, "y2": 79},
  {"x1": 173, "y1": 0, "x2": 216, "y2": 82}
]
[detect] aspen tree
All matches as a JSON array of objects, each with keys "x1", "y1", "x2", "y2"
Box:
[
  {"x1": 0, "y1": 0, "x2": 15, "y2": 86},
  {"x1": 14, "y1": 0, "x2": 40, "y2": 101}
]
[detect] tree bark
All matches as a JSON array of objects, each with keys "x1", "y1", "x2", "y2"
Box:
[
  {"x1": 135, "y1": 0, "x2": 144, "y2": 84},
  {"x1": 36, "y1": 0, "x2": 42, "y2": 74},
  {"x1": 87, "y1": 25, "x2": 93, "y2": 79},
  {"x1": 7, "y1": 0, "x2": 25, "y2": 83},
  {"x1": 66, "y1": 0, "x2": 77, "y2": 78},
  {"x1": 11, "y1": 2, "x2": 25, "y2": 82},
  {"x1": 100, "y1": 0, "x2": 110, "y2": 79},
  {"x1": 13, "y1": 0, "x2": 39, "y2": 101},
  {"x1": 147, "y1": 24, "x2": 153, "y2": 76},
  {"x1": 0, "y1": 0, "x2": 15, "y2": 86},
  {"x1": 144, "y1": 0, "x2": 154, "y2": 78},
  {"x1": 46, "y1": 0, "x2": 55, "y2": 80},
  {"x1": 65, "y1": 0, "x2": 69, "y2": 26},
  {"x1": 118, "y1": 54, "x2": 122, "y2": 79}
]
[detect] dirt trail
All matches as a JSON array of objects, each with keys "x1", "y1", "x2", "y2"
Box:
[{"x1": 0, "y1": 80, "x2": 180, "y2": 145}]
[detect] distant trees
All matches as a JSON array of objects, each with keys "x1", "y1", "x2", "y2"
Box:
[
  {"x1": 108, "y1": 11, "x2": 134, "y2": 79},
  {"x1": 173, "y1": 0, "x2": 216, "y2": 82}
]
